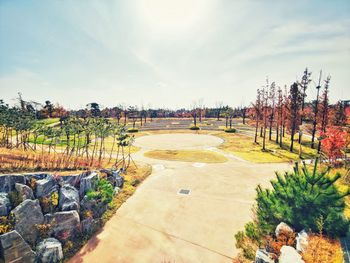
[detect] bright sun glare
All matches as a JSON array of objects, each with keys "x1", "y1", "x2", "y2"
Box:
[{"x1": 132, "y1": 0, "x2": 213, "y2": 34}]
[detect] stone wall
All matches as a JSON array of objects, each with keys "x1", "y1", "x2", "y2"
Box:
[{"x1": 0, "y1": 170, "x2": 124, "y2": 263}]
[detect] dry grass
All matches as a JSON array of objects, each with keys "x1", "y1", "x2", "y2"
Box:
[
  {"x1": 215, "y1": 132, "x2": 317, "y2": 163},
  {"x1": 144, "y1": 149, "x2": 228, "y2": 163},
  {"x1": 302, "y1": 235, "x2": 343, "y2": 263}
]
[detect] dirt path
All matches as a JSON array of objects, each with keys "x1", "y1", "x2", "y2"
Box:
[{"x1": 70, "y1": 133, "x2": 290, "y2": 263}]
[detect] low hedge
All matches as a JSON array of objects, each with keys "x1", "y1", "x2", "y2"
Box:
[
  {"x1": 189, "y1": 125, "x2": 200, "y2": 130},
  {"x1": 127, "y1": 128, "x2": 139, "y2": 133},
  {"x1": 224, "y1": 128, "x2": 236, "y2": 133}
]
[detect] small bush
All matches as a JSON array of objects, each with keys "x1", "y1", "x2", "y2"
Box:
[
  {"x1": 302, "y1": 235, "x2": 343, "y2": 263},
  {"x1": 189, "y1": 125, "x2": 200, "y2": 130},
  {"x1": 0, "y1": 216, "x2": 14, "y2": 235},
  {"x1": 127, "y1": 128, "x2": 138, "y2": 133},
  {"x1": 224, "y1": 128, "x2": 236, "y2": 133},
  {"x1": 86, "y1": 179, "x2": 114, "y2": 204},
  {"x1": 35, "y1": 223, "x2": 53, "y2": 239}
]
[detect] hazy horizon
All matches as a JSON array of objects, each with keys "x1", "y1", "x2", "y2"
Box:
[{"x1": 1, "y1": 0, "x2": 349, "y2": 110}]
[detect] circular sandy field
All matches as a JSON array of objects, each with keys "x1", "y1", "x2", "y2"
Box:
[{"x1": 134, "y1": 133, "x2": 223, "y2": 150}]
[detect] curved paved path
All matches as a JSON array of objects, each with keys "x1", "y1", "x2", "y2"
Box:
[{"x1": 70, "y1": 133, "x2": 290, "y2": 263}]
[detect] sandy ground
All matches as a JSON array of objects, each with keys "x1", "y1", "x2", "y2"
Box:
[{"x1": 70, "y1": 133, "x2": 290, "y2": 263}]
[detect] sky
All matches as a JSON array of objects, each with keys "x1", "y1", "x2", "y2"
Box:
[{"x1": 0, "y1": 0, "x2": 349, "y2": 110}]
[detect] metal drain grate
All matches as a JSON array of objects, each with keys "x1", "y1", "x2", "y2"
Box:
[{"x1": 178, "y1": 189, "x2": 191, "y2": 195}]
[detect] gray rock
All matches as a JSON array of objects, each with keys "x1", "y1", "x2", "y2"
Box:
[
  {"x1": 0, "y1": 175, "x2": 25, "y2": 193},
  {"x1": 275, "y1": 222, "x2": 294, "y2": 238},
  {"x1": 79, "y1": 172, "x2": 99, "y2": 197},
  {"x1": 23, "y1": 173, "x2": 50, "y2": 182},
  {"x1": 255, "y1": 249, "x2": 274, "y2": 263},
  {"x1": 81, "y1": 195, "x2": 107, "y2": 218},
  {"x1": 0, "y1": 230, "x2": 36, "y2": 263},
  {"x1": 15, "y1": 183, "x2": 34, "y2": 200},
  {"x1": 35, "y1": 176, "x2": 58, "y2": 198},
  {"x1": 279, "y1": 245, "x2": 304, "y2": 263},
  {"x1": 59, "y1": 184, "x2": 79, "y2": 212},
  {"x1": 36, "y1": 238, "x2": 63, "y2": 263},
  {"x1": 0, "y1": 193, "x2": 11, "y2": 216},
  {"x1": 81, "y1": 217, "x2": 100, "y2": 235},
  {"x1": 112, "y1": 171, "x2": 124, "y2": 188},
  {"x1": 60, "y1": 175, "x2": 79, "y2": 187},
  {"x1": 11, "y1": 199, "x2": 44, "y2": 246},
  {"x1": 296, "y1": 230, "x2": 308, "y2": 252},
  {"x1": 44, "y1": 211, "x2": 80, "y2": 241}
]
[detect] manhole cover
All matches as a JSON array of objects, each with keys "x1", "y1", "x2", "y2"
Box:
[{"x1": 178, "y1": 189, "x2": 191, "y2": 195}]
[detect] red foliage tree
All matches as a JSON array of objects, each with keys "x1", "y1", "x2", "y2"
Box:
[{"x1": 321, "y1": 126, "x2": 347, "y2": 163}]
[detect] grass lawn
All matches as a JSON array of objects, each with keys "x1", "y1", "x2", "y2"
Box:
[
  {"x1": 215, "y1": 131, "x2": 318, "y2": 163},
  {"x1": 144, "y1": 149, "x2": 228, "y2": 163}
]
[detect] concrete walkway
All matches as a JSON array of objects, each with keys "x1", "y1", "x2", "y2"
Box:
[{"x1": 70, "y1": 133, "x2": 290, "y2": 263}]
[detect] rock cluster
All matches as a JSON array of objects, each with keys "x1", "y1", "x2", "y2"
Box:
[
  {"x1": 255, "y1": 222, "x2": 308, "y2": 263},
  {"x1": 0, "y1": 169, "x2": 124, "y2": 263}
]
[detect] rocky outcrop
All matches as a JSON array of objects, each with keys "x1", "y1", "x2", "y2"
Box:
[
  {"x1": 35, "y1": 176, "x2": 58, "y2": 198},
  {"x1": 15, "y1": 183, "x2": 34, "y2": 200},
  {"x1": 36, "y1": 238, "x2": 63, "y2": 263},
  {"x1": 255, "y1": 249, "x2": 274, "y2": 263},
  {"x1": 279, "y1": 245, "x2": 305, "y2": 263},
  {"x1": 59, "y1": 184, "x2": 80, "y2": 212},
  {"x1": 11, "y1": 199, "x2": 44, "y2": 246},
  {"x1": 275, "y1": 222, "x2": 293, "y2": 238},
  {"x1": 0, "y1": 175, "x2": 25, "y2": 193},
  {"x1": 44, "y1": 211, "x2": 80, "y2": 241},
  {"x1": 0, "y1": 193, "x2": 11, "y2": 216},
  {"x1": 79, "y1": 172, "x2": 99, "y2": 197},
  {"x1": 0, "y1": 230, "x2": 36, "y2": 263}
]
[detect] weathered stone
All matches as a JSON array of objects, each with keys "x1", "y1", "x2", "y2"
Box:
[
  {"x1": 81, "y1": 195, "x2": 107, "y2": 219},
  {"x1": 35, "y1": 176, "x2": 58, "y2": 198},
  {"x1": 0, "y1": 175, "x2": 25, "y2": 193},
  {"x1": 23, "y1": 173, "x2": 50, "y2": 182},
  {"x1": 275, "y1": 222, "x2": 294, "y2": 238},
  {"x1": 0, "y1": 230, "x2": 36, "y2": 263},
  {"x1": 279, "y1": 245, "x2": 304, "y2": 263},
  {"x1": 60, "y1": 175, "x2": 79, "y2": 187},
  {"x1": 296, "y1": 230, "x2": 308, "y2": 252},
  {"x1": 44, "y1": 211, "x2": 80, "y2": 241},
  {"x1": 0, "y1": 193, "x2": 11, "y2": 216},
  {"x1": 255, "y1": 249, "x2": 274, "y2": 263},
  {"x1": 81, "y1": 217, "x2": 101, "y2": 235},
  {"x1": 11, "y1": 199, "x2": 44, "y2": 246},
  {"x1": 112, "y1": 171, "x2": 124, "y2": 188},
  {"x1": 36, "y1": 238, "x2": 63, "y2": 263},
  {"x1": 15, "y1": 183, "x2": 34, "y2": 200},
  {"x1": 59, "y1": 184, "x2": 80, "y2": 212},
  {"x1": 79, "y1": 172, "x2": 99, "y2": 197}
]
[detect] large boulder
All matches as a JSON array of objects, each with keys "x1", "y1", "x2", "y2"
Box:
[
  {"x1": 79, "y1": 172, "x2": 99, "y2": 197},
  {"x1": 59, "y1": 184, "x2": 80, "y2": 212},
  {"x1": 0, "y1": 193, "x2": 11, "y2": 216},
  {"x1": 0, "y1": 230, "x2": 36, "y2": 263},
  {"x1": 36, "y1": 238, "x2": 63, "y2": 263},
  {"x1": 81, "y1": 217, "x2": 101, "y2": 236},
  {"x1": 279, "y1": 245, "x2": 305, "y2": 263},
  {"x1": 44, "y1": 211, "x2": 80, "y2": 242},
  {"x1": 255, "y1": 249, "x2": 274, "y2": 263},
  {"x1": 275, "y1": 222, "x2": 294, "y2": 238},
  {"x1": 112, "y1": 171, "x2": 124, "y2": 188},
  {"x1": 35, "y1": 176, "x2": 58, "y2": 198},
  {"x1": 15, "y1": 183, "x2": 34, "y2": 200},
  {"x1": 0, "y1": 175, "x2": 25, "y2": 193},
  {"x1": 296, "y1": 230, "x2": 308, "y2": 252},
  {"x1": 11, "y1": 199, "x2": 44, "y2": 246},
  {"x1": 60, "y1": 175, "x2": 79, "y2": 187}
]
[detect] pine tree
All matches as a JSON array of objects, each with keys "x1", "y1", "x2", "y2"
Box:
[{"x1": 256, "y1": 158, "x2": 350, "y2": 237}]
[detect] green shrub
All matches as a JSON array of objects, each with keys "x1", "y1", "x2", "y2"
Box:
[
  {"x1": 87, "y1": 179, "x2": 114, "y2": 204},
  {"x1": 127, "y1": 128, "x2": 138, "y2": 133},
  {"x1": 256, "y1": 158, "x2": 350, "y2": 237},
  {"x1": 189, "y1": 125, "x2": 200, "y2": 130},
  {"x1": 224, "y1": 128, "x2": 236, "y2": 133}
]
